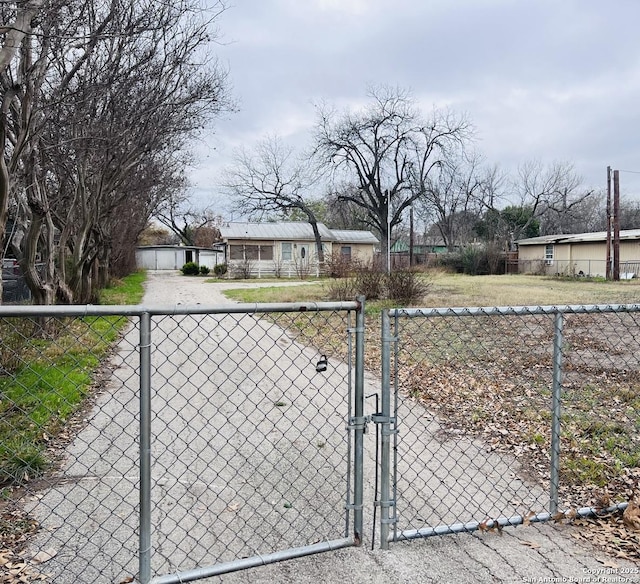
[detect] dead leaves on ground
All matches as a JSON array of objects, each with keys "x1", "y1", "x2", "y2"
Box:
[
  {"x1": 0, "y1": 503, "x2": 50, "y2": 583},
  {"x1": 0, "y1": 549, "x2": 48, "y2": 583},
  {"x1": 478, "y1": 518, "x2": 503, "y2": 535},
  {"x1": 573, "y1": 508, "x2": 640, "y2": 561}
]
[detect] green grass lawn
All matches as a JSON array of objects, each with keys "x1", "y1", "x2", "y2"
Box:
[{"x1": 0, "y1": 271, "x2": 146, "y2": 488}]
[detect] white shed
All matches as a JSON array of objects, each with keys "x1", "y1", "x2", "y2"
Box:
[{"x1": 136, "y1": 246, "x2": 224, "y2": 271}]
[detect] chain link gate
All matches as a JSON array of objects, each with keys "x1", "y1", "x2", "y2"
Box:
[
  {"x1": 0, "y1": 300, "x2": 365, "y2": 584},
  {"x1": 376, "y1": 305, "x2": 640, "y2": 548}
]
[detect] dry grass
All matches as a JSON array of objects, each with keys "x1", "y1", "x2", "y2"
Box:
[
  {"x1": 424, "y1": 272, "x2": 640, "y2": 308},
  {"x1": 222, "y1": 272, "x2": 640, "y2": 309}
]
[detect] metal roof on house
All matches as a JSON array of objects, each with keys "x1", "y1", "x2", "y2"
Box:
[
  {"x1": 136, "y1": 245, "x2": 224, "y2": 252},
  {"x1": 517, "y1": 229, "x2": 640, "y2": 246},
  {"x1": 221, "y1": 221, "x2": 337, "y2": 241},
  {"x1": 331, "y1": 229, "x2": 379, "y2": 244}
]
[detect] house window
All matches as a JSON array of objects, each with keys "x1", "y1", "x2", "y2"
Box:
[
  {"x1": 245, "y1": 245, "x2": 259, "y2": 260},
  {"x1": 229, "y1": 244, "x2": 262, "y2": 260},
  {"x1": 281, "y1": 242, "x2": 292, "y2": 261},
  {"x1": 230, "y1": 245, "x2": 244, "y2": 260},
  {"x1": 545, "y1": 244, "x2": 554, "y2": 265},
  {"x1": 260, "y1": 245, "x2": 273, "y2": 260},
  {"x1": 341, "y1": 246, "x2": 352, "y2": 259}
]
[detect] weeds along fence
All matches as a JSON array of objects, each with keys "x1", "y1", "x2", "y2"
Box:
[
  {"x1": 378, "y1": 304, "x2": 640, "y2": 546},
  {"x1": 0, "y1": 302, "x2": 365, "y2": 584}
]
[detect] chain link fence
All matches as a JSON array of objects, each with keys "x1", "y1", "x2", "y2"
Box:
[
  {"x1": 378, "y1": 305, "x2": 640, "y2": 545},
  {"x1": 3, "y1": 299, "x2": 639, "y2": 580},
  {"x1": 0, "y1": 302, "x2": 364, "y2": 584}
]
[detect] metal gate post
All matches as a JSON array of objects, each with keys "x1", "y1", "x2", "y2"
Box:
[
  {"x1": 379, "y1": 310, "x2": 392, "y2": 549},
  {"x1": 140, "y1": 312, "x2": 152, "y2": 584},
  {"x1": 550, "y1": 311, "x2": 563, "y2": 514},
  {"x1": 353, "y1": 297, "x2": 366, "y2": 543}
]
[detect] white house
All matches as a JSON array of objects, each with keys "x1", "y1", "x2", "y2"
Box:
[{"x1": 220, "y1": 222, "x2": 379, "y2": 278}]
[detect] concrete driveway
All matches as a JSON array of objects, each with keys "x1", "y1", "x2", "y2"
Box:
[{"x1": 25, "y1": 272, "x2": 631, "y2": 584}]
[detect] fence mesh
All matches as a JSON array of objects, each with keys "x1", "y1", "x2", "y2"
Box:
[
  {"x1": 0, "y1": 307, "x2": 356, "y2": 583},
  {"x1": 390, "y1": 306, "x2": 640, "y2": 539}
]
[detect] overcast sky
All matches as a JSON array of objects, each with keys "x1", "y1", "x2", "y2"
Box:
[{"x1": 190, "y1": 0, "x2": 640, "y2": 214}]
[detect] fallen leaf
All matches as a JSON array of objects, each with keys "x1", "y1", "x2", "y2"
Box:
[
  {"x1": 521, "y1": 540, "x2": 541, "y2": 549},
  {"x1": 596, "y1": 559, "x2": 619, "y2": 569},
  {"x1": 31, "y1": 548, "x2": 57, "y2": 564},
  {"x1": 595, "y1": 493, "x2": 611, "y2": 510},
  {"x1": 119, "y1": 577, "x2": 135, "y2": 584},
  {"x1": 225, "y1": 502, "x2": 240, "y2": 512},
  {"x1": 623, "y1": 502, "x2": 640, "y2": 531},
  {"x1": 522, "y1": 511, "x2": 535, "y2": 527}
]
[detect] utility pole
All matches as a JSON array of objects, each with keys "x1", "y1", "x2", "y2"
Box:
[
  {"x1": 386, "y1": 189, "x2": 391, "y2": 275},
  {"x1": 613, "y1": 170, "x2": 620, "y2": 281},
  {"x1": 606, "y1": 166, "x2": 612, "y2": 279},
  {"x1": 409, "y1": 205, "x2": 414, "y2": 268}
]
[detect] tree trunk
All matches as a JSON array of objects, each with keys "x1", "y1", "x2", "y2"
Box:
[
  {"x1": 0, "y1": 129, "x2": 8, "y2": 305},
  {"x1": 308, "y1": 217, "x2": 325, "y2": 267},
  {"x1": 379, "y1": 205, "x2": 390, "y2": 273},
  {"x1": 21, "y1": 151, "x2": 57, "y2": 305},
  {"x1": 97, "y1": 243, "x2": 110, "y2": 291}
]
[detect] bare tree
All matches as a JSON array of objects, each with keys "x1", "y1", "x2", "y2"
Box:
[
  {"x1": 2, "y1": 0, "x2": 231, "y2": 303},
  {"x1": 324, "y1": 186, "x2": 376, "y2": 231},
  {"x1": 223, "y1": 136, "x2": 326, "y2": 262},
  {"x1": 416, "y1": 153, "x2": 490, "y2": 250},
  {"x1": 0, "y1": 0, "x2": 48, "y2": 302},
  {"x1": 155, "y1": 189, "x2": 222, "y2": 247},
  {"x1": 313, "y1": 85, "x2": 471, "y2": 271},
  {"x1": 514, "y1": 160, "x2": 591, "y2": 237}
]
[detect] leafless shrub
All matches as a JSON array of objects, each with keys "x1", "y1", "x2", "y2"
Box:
[
  {"x1": 326, "y1": 277, "x2": 358, "y2": 301},
  {"x1": 324, "y1": 250, "x2": 355, "y2": 278},
  {"x1": 231, "y1": 258, "x2": 254, "y2": 279},
  {"x1": 294, "y1": 255, "x2": 311, "y2": 279},
  {"x1": 386, "y1": 270, "x2": 430, "y2": 304},
  {"x1": 353, "y1": 262, "x2": 385, "y2": 300}
]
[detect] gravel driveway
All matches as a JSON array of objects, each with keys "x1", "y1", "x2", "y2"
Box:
[{"x1": 24, "y1": 272, "x2": 633, "y2": 584}]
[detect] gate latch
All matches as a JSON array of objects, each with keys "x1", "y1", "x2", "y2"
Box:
[
  {"x1": 370, "y1": 414, "x2": 397, "y2": 436},
  {"x1": 370, "y1": 414, "x2": 395, "y2": 425},
  {"x1": 347, "y1": 415, "x2": 371, "y2": 434}
]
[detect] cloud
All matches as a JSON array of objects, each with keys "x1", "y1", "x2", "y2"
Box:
[{"x1": 193, "y1": 0, "x2": 640, "y2": 204}]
